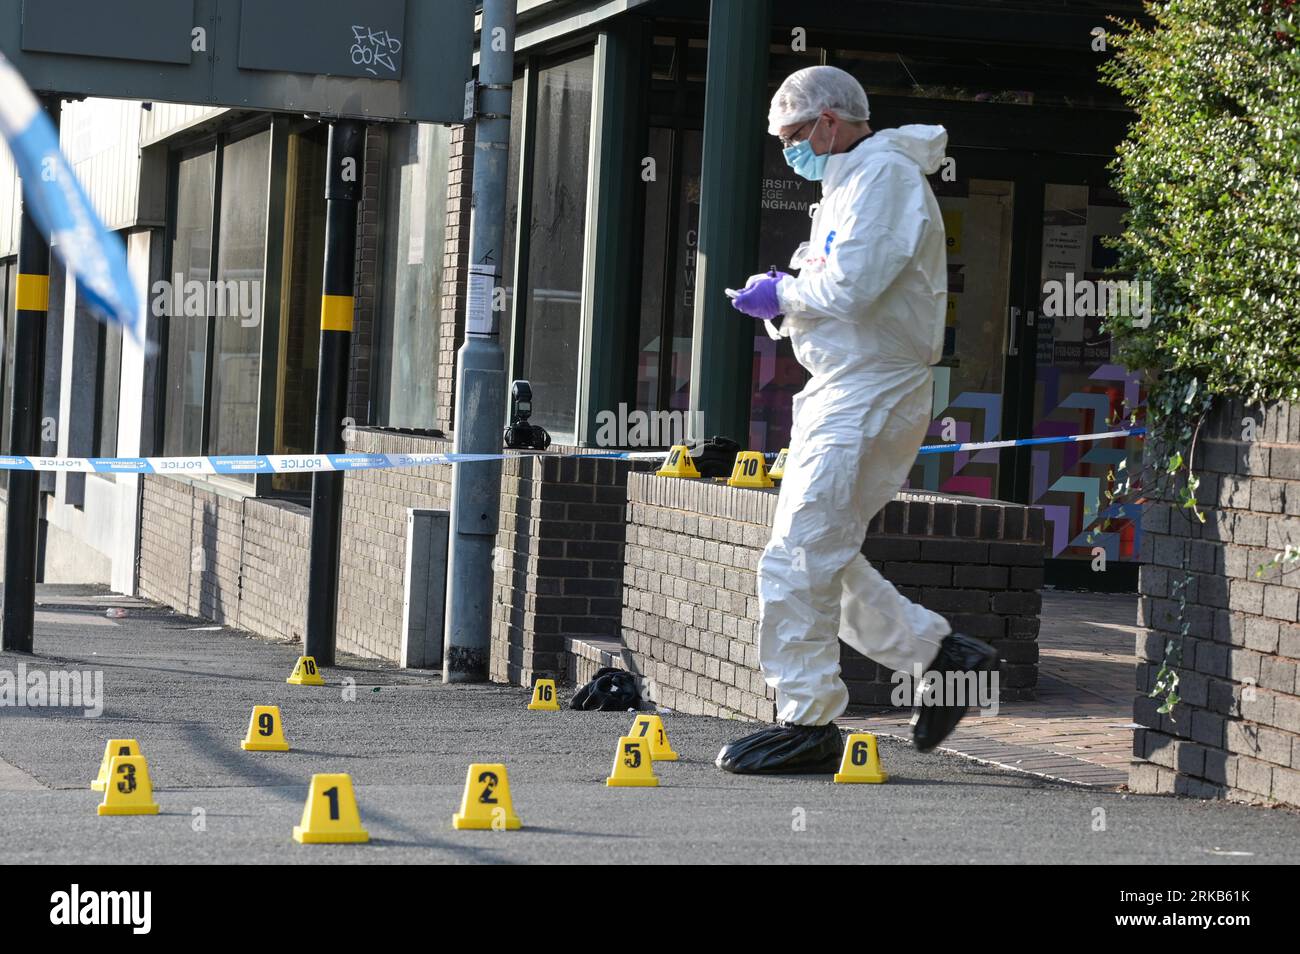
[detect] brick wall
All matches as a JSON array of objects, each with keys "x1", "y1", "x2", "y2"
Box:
[
  {"x1": 491, "y1": 452, "x2": 641, "y2": 686},
  {"x1": 136, "y1": 430, "x2": 634, "y2": 683},
  {"x1": 239, "y1": 499, "x2": 310, "y2": 643},
  {"x1": 140, "y1": 432, "x2": 455, "y2": 659},
  {"x1": 436, "y1": 123, "x2": 474, "y2": 435},
  {"x1": 621, "y1": 473, "x2": 1045, "y2": 721},
  {"x1": 1130, "y1": 398, "x2": 1300, "y2": 808},
  {"x1": 335, "y1": 428, "x2": 453, "y2": 660},
  {"x1": 137, "y1": 437, "x2": 452, "y2": 659},
  {"x1": 137, "y1": 476, "x2": 309, "y2": 642}
]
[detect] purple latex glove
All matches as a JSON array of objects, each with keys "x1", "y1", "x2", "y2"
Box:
[{"x1": 731, "y1": 270, "x2": 789, "y2": 320}]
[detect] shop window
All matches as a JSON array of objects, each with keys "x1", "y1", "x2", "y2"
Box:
[
  {"x1": 636, "y1": 33, "x2": 822, "y2": 449},
  {"x1": 160, "y1": 125, "x2": 295, "y2": 490},
  {"x1": 271, "y1": 127, "x2": 327, "y2": 494},
  {"x1": 749, "y1": 135, "x2": 818, "y2": 452},
  {"x1": 374, "y1": 122, "x2": 451, "y2": 429},
  {"x1": 831, "y1": 47, "x2": 1128, "y2": 110},
  {"x1": 635, "y1": 126, "x2": 673, "y2": 413},
  {"x1": 518, "y1": 54, "x2": 594, "y2": 442},
  {"x1": 161, "y1": 148, "x2": 215, "y2": 458},
  {"x1": 42, "y1": 257, "x2": 65, "y2": 472},
  {"x1": 0, "y1": 260, "x2": 14, "y2": 489},
  {"x1": 94, "y1": 322, "x2": 123, "y2": 459},
  {"x1": 667, "y1": 129, "x2": 702, "y2": 414},
  {"x1": 500, "y1": 76, "x2": 526, "y2": 380},
  {"x1": 207, "y1": 128, "x2": 271, "y2": 464}
]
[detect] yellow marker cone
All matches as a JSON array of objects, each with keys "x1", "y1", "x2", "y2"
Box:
[
  {"x1": 727, "y1": 450, "x2": 774, "y2": 488},
  {"x1": 241, "y1": 705, "x2": 290, "y2": 751},
  {"x1": 606, "y1": 735, "x2": 658, "y2": 787},
  {"x1": 286, "y1": 655, "x2": 324, "y2": 686},
  {"x1": 834, "y1": 733, "x2": 888, "y2": 784},
  {"x1": 768, "y1": 447, "x2": 789, "y2": 480},
  {"x1": 97, "y1": 755, "x2": 160, "y2": 815},
  {"x1": 655, "y1": 445, "x2": 701, "y2": 479},
  {"x1": 527, "y1": 678, "x2": 560, "y2": 711},
  {"x1": 452, "y1": 763, "x2": 522, "y2": 830},
  {"x1": 292, "y1": 773, "x2": 369, "y2": 843},
  {"x1": 91, "y1": 739, "x2": 140, "y2": 791},
  {"x1": 629, "y1": 714, "x2": 678, "y2": 761}
]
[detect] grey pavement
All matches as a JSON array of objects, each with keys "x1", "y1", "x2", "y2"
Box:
[{"x1": 2, "y1": 585, "x2": 1299, "y2": 865}]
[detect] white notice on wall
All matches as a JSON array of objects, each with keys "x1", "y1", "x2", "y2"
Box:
[{"x1": 467, "y1": 264, "x2": 497, "y2": 335}]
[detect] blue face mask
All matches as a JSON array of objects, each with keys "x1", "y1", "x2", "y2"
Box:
[{"x1": 783, "y1": 117, "x2": 828, "y2": 181}]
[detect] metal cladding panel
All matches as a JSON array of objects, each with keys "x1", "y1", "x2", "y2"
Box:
[
  {"x1": 2, "y1": 0, "x2": 210, "y2": 105},
  {"x1": 21, "y1": 0, "x2": 194, "y2": 64},
  {"x1": 212, "y1": 0, "x2": 471, "y2": 122},
  {"x1": 237, "y1": 0, "x2": 406, "y2": 81},
  {"x1": 0, "y1": 0, "x2": 472, "y2": 123}
]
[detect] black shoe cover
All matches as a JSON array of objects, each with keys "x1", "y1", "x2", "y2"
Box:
[
  {"x1": 912, "y1": 632, "x2": 1000, "y2": 753},
  {"x1": 716, "y1": 722, "x2": 843, "y2": 774}
]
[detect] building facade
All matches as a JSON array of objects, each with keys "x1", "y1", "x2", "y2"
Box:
[{"x1": 0, "y1": 0, "x2": 1144, "y2": 661}]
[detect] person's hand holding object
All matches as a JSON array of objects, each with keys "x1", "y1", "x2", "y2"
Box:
[{"x1": 730, "y1": 268, "x2": 790, "y2": 320}]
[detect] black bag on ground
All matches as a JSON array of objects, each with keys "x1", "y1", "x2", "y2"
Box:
[
  {"x1": 570, "y1": 666, "x2": 641, "y2": 711},
  {"x1": 691, "y1": 436, "x2": 742, "y2": 479}
]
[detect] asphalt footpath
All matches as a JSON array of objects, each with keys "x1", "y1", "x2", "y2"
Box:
[{"x1": 2, "y1": 585, "x2": 1299, "y2": 865}]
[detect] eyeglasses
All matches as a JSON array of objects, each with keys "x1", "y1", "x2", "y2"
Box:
[{"x1": 779, "y1": 119, "x2": 816, "y2": 149}]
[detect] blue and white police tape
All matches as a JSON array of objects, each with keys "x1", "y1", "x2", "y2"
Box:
[
  {"x1": 915, "y1": 427, "x2": 1144, "y2": 456},
  {"x1": 0, "y1": 428, "x2": 1143, "y2": 475}
]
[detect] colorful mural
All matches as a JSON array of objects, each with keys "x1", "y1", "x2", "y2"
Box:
[{"x1": 907, "y1": 362, "x2": 1145, "y2": 561}]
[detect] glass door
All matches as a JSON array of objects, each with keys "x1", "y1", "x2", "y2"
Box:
[
  {"x1": 904, "y1": 146, "x2": 1030, "y2": 502},
  {"x1": 1028, "y1": 168, "x2": 1143, "y2": 584}
]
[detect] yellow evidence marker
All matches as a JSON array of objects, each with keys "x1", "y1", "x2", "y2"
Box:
[
  {"x1": 241, "y1": 705, "x2": 290, "y2": 751},
  {"x1": 91, "y1": 739, "x2": 140, "y2": 791},
  {"x1": 527, "y1": 679, "x2": 560, "y2": 711},
  {"x1": 727, "y1": 450, "x2": 774, "y2": 488},
  {"x1": 629, "y1": 714, "x2": 678, "y2": 761},
  {"x1": 452, "y1": 763, "x2": 522, "y2": 830},
  {"x1": 834, "y1": 733, "x2": 888, "y2": 784},
  {"x1": 292, "y1": 773, "x2": 369, "y2": 843},
  {"x1": 286, "y1": 655, "x2": 324, "y2": 686},
  {"x1": 655, "y1": 444, "x2": 701, "y2": 479},
  {"x1": 606, "y1": 735, "x2": 658, "y2": 787},
  {"x1": 768, "y1": 447, "x2": 789, "y2": 480},
  {"x1": 97, "y1": 755, "x2": 160, "y2": 816}
]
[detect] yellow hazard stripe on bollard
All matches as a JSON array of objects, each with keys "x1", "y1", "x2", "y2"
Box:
[
  {"x1": 320, "y1": 294, "x2": 354, "y2": 332},
  {"x1": 15, "y1": 274, "x2": 49, "y2": 312}
]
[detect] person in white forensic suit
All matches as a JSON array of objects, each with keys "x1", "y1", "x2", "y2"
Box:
[{"x1": 719, "y1": 66, "x2": 999, "y2": 774}]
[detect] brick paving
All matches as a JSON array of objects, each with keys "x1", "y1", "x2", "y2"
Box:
[{"x1": 842, "y1": 589, "x2": 1138, "y2": 788}]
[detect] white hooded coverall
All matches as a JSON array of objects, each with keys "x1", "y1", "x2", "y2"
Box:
[{"x1": 759, "y1": 124, "x2": 953, "y2": 726}]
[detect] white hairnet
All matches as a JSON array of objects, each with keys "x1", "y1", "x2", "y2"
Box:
[{"x1": 768, "y1": 66, "x2": 870, "y2": 135}]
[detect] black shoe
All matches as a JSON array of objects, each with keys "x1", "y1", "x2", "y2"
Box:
[
  {"x1": 911, "y1": 633, "x2": 1000, "y2": 753},
  {"x1": 716, "y1": 722, "x2": 843, "y2": 774}
]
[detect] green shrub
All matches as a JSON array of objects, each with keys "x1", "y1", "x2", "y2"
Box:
[
  {"x1": 1101, "y1": 0, "x2": 1300, "y2": 713},
  {"x1": 1103, "y1": 0, "x2": 1300, "y2": 407}
]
